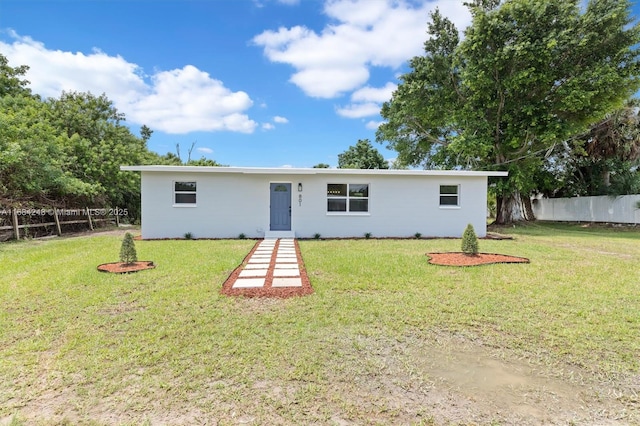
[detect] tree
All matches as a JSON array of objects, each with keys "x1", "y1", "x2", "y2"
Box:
[
  {"x1": 338, "y1": 139, "x2": 389, "y2": 169},
  {"x1": 578, "y1": 99, "x2": 640, "y2": 195},
  {"x1": 377, "y1": 0, "x2": 640, "y2": 223},
  {"x1": 140, "y1": 125, "x2": 153, "y2": 142},
  {"x1": 540, "y1": 99, "x2": 640, "y2": 197},
  {"x1": 0, "y1": 53, "x2": 32, "y2": 98},
  {"x1": 46, "y1": 91, "x2": 151, "y2": 217},
  {"x1": 119, "y1": 232, "x2": 137, "y2": 264},
  {"x1": 0, "y1": 94, "x2": 97, "y2": 205},
  {"x1": 461, "y1": 224, "x2": 479, "y2": 255},
  {"x1": 186, "y1": 157, "x2": 224, "y2": 166},
  {"x1": 313, "y1": 163, "x2": 331, "y2": 168}
]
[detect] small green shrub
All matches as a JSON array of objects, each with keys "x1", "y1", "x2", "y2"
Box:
[
  {"x1": 461, "y1": 224, "x2": 479, "y2": 255},
  {"x1": 364, "y1": 232, "x2": 372, "y2": 239},
  {"x1": 414, "y1": 232, "x2": 422, "y2": 239},
  {"x1": 313, "y1": 233, "x2": 321, "y2": 240},
  {"x1": 184, "y1": 232, "x2": 193, "y2": 240},
  {"x1": 119, "y1": 232, "x2": 138, "y2": 264},
  {"x1": 238, "y1": 233, "x2": 246, "y2": 239}
]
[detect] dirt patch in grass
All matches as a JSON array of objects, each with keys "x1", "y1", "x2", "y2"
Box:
[
  {"x1": 4, "y1": 330, "x2": 635, "y2": 425},
  {"x1": 427, "y1": 252, "x2": 530, "y2": 266},
  {"x1": 319, "y1": 331, "x2": 638, "y2": 425}
]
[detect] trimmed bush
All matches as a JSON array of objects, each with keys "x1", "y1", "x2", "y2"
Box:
[
  {"x1": 119, "y1": 232, "x2": 138, "y2": 264},
  {"x1": 461, "y1": 224, "x2": 479, "y2": 255}
]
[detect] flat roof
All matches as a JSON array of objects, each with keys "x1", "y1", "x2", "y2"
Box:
[{"x1": 120, "y1": 165, "x2": 508, "y2": 177}]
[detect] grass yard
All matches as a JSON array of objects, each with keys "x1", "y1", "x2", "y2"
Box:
[{"x1": 1, "y1": 223, "x2": 639, "y2": 425}]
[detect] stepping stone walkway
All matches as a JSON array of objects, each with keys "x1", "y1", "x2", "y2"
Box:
[{"x1": 221, "y1": 239, "x2": 313, "y2": 298}]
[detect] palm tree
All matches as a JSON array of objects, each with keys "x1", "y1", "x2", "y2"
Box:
[{"x1": 584, "y1": 99, "x2": 640, "y2": 187}]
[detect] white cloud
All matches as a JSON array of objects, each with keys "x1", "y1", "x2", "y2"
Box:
[
  {"x1": 336, "y1": 102, "x2": 380, "y2": 118},
  {"x1": 126, "y1": 65, "x2": 256, "y2": 134},
  {"x1": 262, "y1": 122, "x2": 275, "y2": 130},
  {"x1": 336, "y1": 82, "x2": 396, "y2": 118},
  {"x1": 197, "y1": 147, "x2": 214, "y2": 154},
  {"x1": 273, "y1": 116, "x2": 289, "y2": 123},
  {"x1": 253, "y1": 0, "x2": 471, "y2": 99},
  {"x1": 0, "y1": 31, "x2": 258, "y2": 134},
  {"x1": 351, "y1": 82, "x2": 396, "y2": 103},
  {"x1": 1, "y1": 31, "x2": 147, "y2": 101},
  {"x1": 366, "y1": 120, "x2": 383, "y2": 130}
]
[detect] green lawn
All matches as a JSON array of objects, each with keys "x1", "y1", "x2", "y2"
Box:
[{"x1": 1, "y1": 224, "x2": 639, "y2": 425}]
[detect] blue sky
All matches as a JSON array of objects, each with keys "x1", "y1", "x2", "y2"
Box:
[{"x1": 0, "y1": 0, "x2": 632, "y2": 168}]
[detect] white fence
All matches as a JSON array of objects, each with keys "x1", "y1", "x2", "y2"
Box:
[{"x1": 532, "y1": 194, "x2": 640, "y2": 224}]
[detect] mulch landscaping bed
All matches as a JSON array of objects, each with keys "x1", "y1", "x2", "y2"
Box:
[
  {"x1": 427, "y1": 252, "x2": 530, "y2": 266},
  {"x1": 220, "y1": 239, "x2": 314, "y2": 299},
  {"x1": 97, "y1": 261, "x2": 156, "y2": 273}
]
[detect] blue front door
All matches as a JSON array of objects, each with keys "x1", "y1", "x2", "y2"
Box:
[{"x1": 270, "y1": 183, "x2": 291, "y2": 231}]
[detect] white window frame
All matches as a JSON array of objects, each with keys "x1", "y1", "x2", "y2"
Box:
[
  {"x1": 327, "y1": 183, "x2": 370, "y2": 215},
  {"x1": 439, "y1": 184, "x2": 460, "y2": 208},
  {"x1": 173, "y1": 181, "x2": 197, "y2": 207}
]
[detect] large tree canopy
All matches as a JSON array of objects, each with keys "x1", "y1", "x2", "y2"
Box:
[
  {"x1": 377, "y1": 0, "x2": 640, "y2": 223},
  {"x1": 338, "y1": 139, "x2": 389, "y2": 169}
]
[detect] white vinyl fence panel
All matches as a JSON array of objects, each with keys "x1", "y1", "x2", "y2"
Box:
[{"x1": 532, "y1": 194, "x2": 640, "y2": 224}]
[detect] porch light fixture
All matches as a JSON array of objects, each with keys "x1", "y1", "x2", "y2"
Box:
[{"x1": 298, "y1": 183, "x2": 303, "y2": 192}]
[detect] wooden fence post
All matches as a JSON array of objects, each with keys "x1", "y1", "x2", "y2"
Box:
[
  {"x1": 53, "y1": 207, "x2": 62, "y2": 236},
  {"x1": 85, "y1": 207, "x2": 94, "y2": 231},
  {"x1": 11, "y1": 208, "x2": 19, "y2": 240}
]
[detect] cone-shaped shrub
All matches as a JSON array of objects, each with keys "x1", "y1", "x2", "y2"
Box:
[
  {"x1": 119, "y1": 232, "x2": 138, "y2": 264},
  {"x1": 461, "y1": 223, "x2": 479, "y2": 255}
]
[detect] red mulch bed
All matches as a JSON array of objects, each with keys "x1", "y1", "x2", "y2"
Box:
[
  {"x1": 97, "y1": 261, "x2": 156, "y2": 273},
  {"x1": 220, "y1": 239, "x2": 314, "y2": 299},
  {"x1": 427, "y1": 252, "x2": 529, "y2": 266}
]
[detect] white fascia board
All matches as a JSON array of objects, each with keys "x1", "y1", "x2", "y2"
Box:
[{"x1": 119, "y1": 165, "x2": 508, "y2": 177}]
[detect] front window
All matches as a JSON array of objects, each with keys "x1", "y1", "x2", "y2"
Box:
[
  {"x1": 174, "y1": 181, "x2": 196, "y2": 204},
  {"x1": 439, "y1": 185, "x2": 459, "y2": 206},
  {"x1": 327, "y1": 183, "x2": 369, "y2": 212}
]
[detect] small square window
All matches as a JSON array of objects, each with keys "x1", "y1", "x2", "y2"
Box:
[
  {"x1": 175, "y1": 181, "x2": 197, "y2": 205},
  {"x1": 439, "y1": 185, "x2": 459, "y2": 206}
]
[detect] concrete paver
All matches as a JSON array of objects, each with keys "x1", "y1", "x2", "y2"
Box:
[
  {"x1": 239, "y1": 269, "x2": 268, "y2": 277},
  {"x1": 274, "y1": 263, "x2": 298, "y2": 269},
  {"x1": 233, "y1": 278, "x2": 266, "y2": 288},
  {"x1": 272, "y1": 278, "x2": 302, "y2": 287},
  {"x1": 244, "y1": 263, "x2": 270, "y2": 269},
  {"x1": 273, "y1": 268, "x2": 299, "y2": 277}
]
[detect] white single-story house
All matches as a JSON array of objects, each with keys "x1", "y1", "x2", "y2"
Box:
[{"x1": 120, "y1": 165, "x2": 508, "y2": 239}]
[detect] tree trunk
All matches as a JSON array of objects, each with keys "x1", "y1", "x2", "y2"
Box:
[
  {"x1": 602, "y1": 169, "x2": 611, "y2": 187},
  {"x1": 495, "y1": 191, "x2": 536, "y2": 224}
]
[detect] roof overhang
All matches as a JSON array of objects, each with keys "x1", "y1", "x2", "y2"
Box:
[{"x1": 120, "y1": 165, "x2": 509, "y2": 177}]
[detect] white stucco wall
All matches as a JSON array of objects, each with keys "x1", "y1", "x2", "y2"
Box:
[{"x1": 137, "y1": 169, "x2": 493, "y2": 239}]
